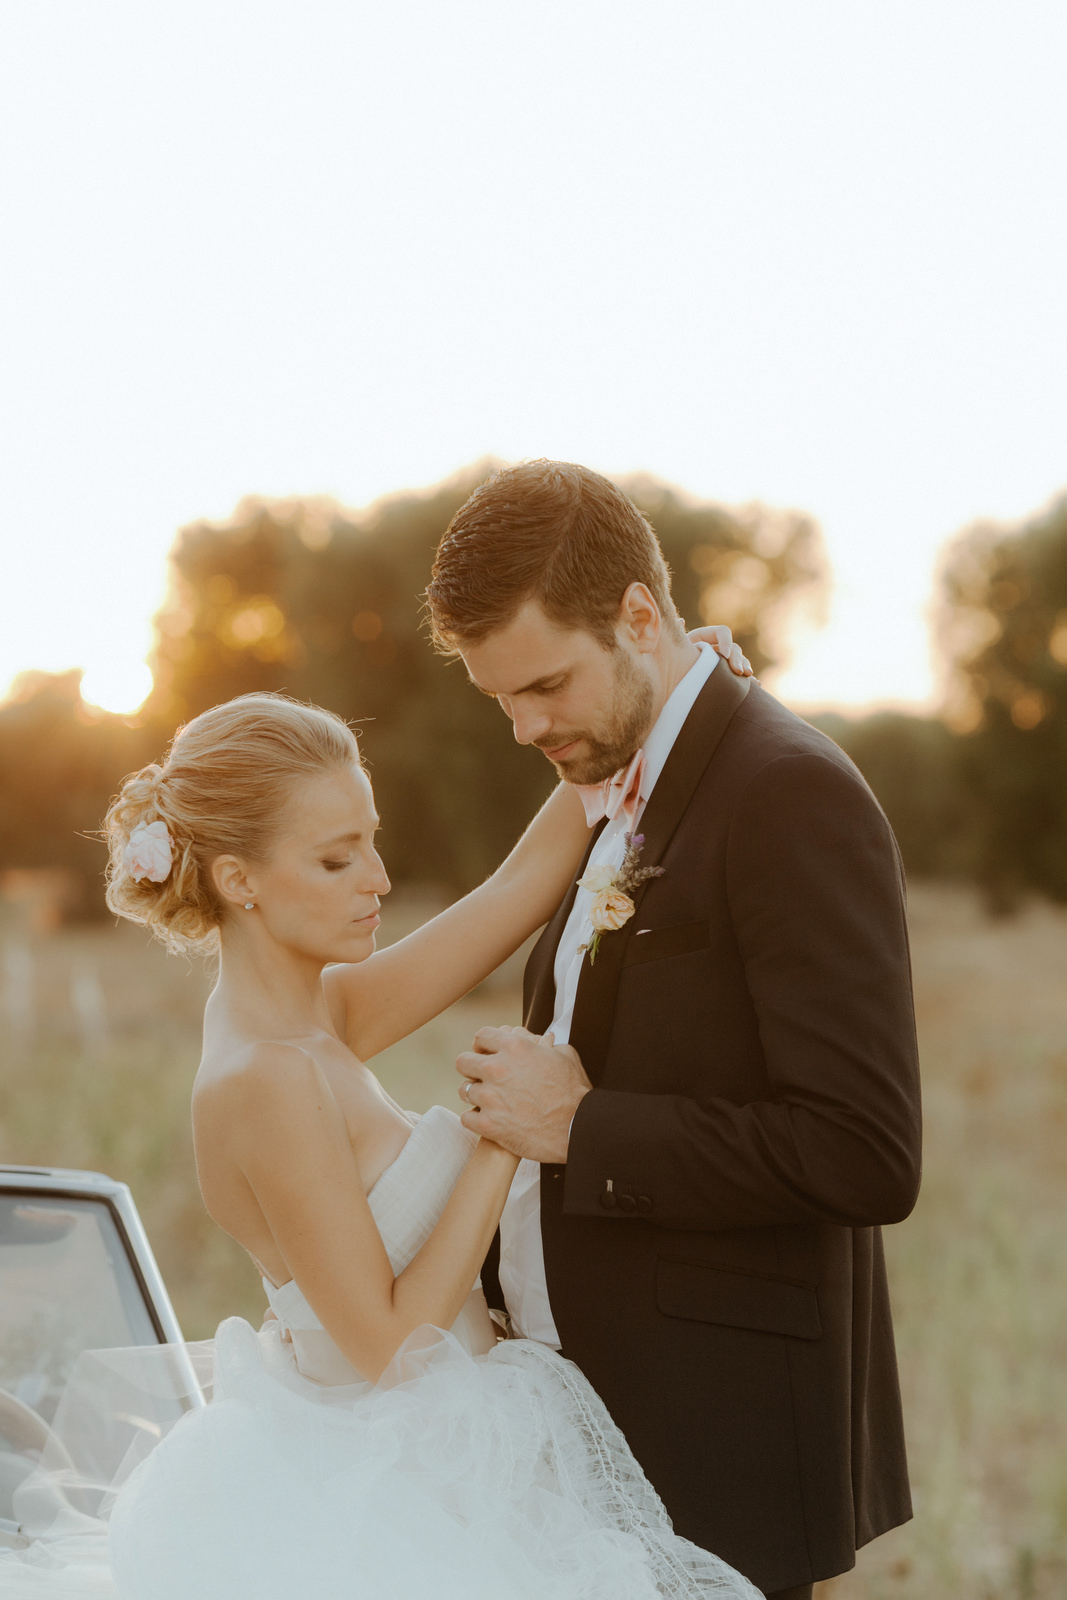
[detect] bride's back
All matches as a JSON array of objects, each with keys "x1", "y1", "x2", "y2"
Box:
[{"x1": 191, "y1": 1014, "x2": 415, "y2": 1289}]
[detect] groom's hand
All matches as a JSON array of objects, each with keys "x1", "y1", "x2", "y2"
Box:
[{"x1": 456, "y1": 1025, "x2": 592, "y2": 1163}]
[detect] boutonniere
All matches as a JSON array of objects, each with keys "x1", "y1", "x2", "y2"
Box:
[{"x1": 577, "y1": 833, "x2": 665, "y2": 965}]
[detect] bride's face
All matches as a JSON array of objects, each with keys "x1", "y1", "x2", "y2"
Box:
[{"x1": 242, "y1": 764, "x2": 390, "y2": 965}]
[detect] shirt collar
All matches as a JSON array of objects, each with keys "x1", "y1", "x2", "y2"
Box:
[{"x1": 637, "y1": 642, "x2": 718, "y2": 803}]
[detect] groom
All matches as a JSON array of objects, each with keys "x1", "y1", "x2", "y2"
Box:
[{"x1": 426, "y1": 461, "x2": 921, "y2": 1599}]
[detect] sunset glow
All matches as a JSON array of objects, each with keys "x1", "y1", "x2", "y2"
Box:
[{"x1": 2, "y1": 3, "x2": 1064, "y2": 717}]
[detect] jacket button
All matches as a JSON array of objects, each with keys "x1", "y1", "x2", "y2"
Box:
[
  {"x1": 599, "y1": 1191, "x2": 617, "y2": 1210},
  {"x1": 636, "y1": 1195, "x2": 652, "y2": 1214},
  {"x1": 617, "y1": 1193, "x2": 637, "y2": 1213}
]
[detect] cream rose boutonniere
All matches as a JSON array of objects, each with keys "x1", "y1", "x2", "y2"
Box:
[{"x1": 577, "y1": 833, "x2": 664, "y2": 965}]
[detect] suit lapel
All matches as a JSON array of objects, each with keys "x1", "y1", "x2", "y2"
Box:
[{"x1": 567, "y1": 665, "x2": 751, "y2": 1082}]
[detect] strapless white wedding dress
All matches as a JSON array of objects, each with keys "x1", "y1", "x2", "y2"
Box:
[{"x1": 1, "y1": 1107, "x2": 759, "y2": 1598}]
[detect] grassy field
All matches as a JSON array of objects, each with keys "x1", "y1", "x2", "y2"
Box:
[{"x1": 1, "y1": 883, "x2": 1064, "y2": 1597}]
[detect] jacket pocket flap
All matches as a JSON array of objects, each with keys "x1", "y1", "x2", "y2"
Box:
[
  {"x1": 624, "y1": 920, "x2": 710, "y2": 968},
  {"x1": 656, "y1": 1258, "x2": 822, "y2": 1340}
]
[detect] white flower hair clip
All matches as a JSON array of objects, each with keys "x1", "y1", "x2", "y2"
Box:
[{"x1": 124, "y1": 820, "x2": 174, "y2": 884}]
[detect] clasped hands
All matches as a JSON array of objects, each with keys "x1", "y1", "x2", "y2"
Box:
[{"x1": 457, "y1": 1025, "x2": 592, "y2": 1163}]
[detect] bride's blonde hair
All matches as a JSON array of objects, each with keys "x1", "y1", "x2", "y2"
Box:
[{"x1": 105, "y1": 693, "x2": 362, "y2": 955}]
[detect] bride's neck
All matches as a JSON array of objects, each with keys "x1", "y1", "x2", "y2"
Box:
[{"x1": 209, "y1": 932, "x2": 334, "y2": 1042}]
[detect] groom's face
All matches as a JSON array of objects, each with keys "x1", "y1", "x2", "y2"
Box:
[{"x1": 459, "y1": 600, "x2": 656, "y2": 785}]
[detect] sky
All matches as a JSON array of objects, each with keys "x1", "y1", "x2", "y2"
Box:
[{"x1": 1, "y1": 1, "x2": 1065, "y2": 716}]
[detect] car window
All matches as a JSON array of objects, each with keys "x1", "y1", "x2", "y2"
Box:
[{"x1": 0, "y1": 1193, "x2": 160, "y2": 1427}]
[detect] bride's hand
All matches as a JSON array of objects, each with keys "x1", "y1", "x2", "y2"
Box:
[{"x1": 688, "y1": 623, "x2": 754, "y2": 678}]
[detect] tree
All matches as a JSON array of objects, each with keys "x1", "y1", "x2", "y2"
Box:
[
  {"x1": 0, "y1": 464, "x2": 829, "y2": 908},
  {"x1": 145, "y1": 468, "x2": 548, "y2": 885},
  {"x1": 0, "y1": 671, "x2": 152, "y2": 911},
  {"x1": 146, "y1": 464, "x2": 830, "y2": 887},
  {"x1": 936, "y1": 492, "x2": 1067, "y2": 904}
]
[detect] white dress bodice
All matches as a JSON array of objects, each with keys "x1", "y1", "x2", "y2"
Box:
[{"x1": 263, "y1": 1104, "x2": 498, "y2": 1383}]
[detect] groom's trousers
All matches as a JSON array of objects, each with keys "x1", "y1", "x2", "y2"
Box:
[{"x1": 765, "y1": 1586, "x2": 814, "y2": 1600}]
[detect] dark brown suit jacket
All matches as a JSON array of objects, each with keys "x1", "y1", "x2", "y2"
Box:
[{"x1": 519, "y1": 668, "x2": 921, "y2": 1594}]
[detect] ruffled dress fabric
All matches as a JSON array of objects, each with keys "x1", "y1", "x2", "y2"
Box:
[{"x1": 0, "y1": 1107, "x2": 760, "y2": 1599}]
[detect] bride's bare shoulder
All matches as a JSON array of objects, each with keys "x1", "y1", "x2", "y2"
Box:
[{"x1": 194, "y1": 1041, "x2": 336, "y2": 1128}]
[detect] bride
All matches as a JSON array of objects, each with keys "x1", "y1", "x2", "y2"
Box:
[{"x1": 2, "y1": 644, "x2": 760, "y2": 1599}]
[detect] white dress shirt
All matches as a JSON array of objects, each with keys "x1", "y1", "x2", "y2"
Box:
[{"x1": 498, "y1": 643, "x2": 719, "y2": 1345}]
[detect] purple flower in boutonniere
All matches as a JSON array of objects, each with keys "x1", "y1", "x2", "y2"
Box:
[{"x1": 577, "y1": 833, "x2": 665, "y2": 965}]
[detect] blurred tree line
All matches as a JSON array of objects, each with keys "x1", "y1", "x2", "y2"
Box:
[
  {"x1": 0, "y1": 463, "x2": 822, "y2": 903},
  {"x1": 820, "y1": 490, "x2": 1067, "y2": 908},
  {"x1": 1, "y1": 464, "x2": 1065, "y2": 915}
]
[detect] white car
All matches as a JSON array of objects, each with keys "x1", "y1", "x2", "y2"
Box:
[{"x1": 0, "y1": 1164, "x2": 201, "y2": 1549}]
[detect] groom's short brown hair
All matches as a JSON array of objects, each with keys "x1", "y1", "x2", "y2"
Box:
[{"x1": 426, "y1": 459, "x2": 681, "y2": 651}]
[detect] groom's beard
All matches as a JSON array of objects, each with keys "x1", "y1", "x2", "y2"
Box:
[{"x1": 537, "y1": 649, "x2": 656, "y2": 786}]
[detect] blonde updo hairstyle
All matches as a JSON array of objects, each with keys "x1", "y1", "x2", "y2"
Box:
[{"x1": 105, "y1": 694, "x2": 362, "y2": 955}]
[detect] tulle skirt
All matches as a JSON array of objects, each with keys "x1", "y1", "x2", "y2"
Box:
[{"x1": 0, "y1": 1318, "x2": 760, "y2": 1599}]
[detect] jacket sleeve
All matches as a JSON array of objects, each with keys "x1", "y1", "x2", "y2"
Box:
[{"x1": 562, "y1": 749, "x2": 923, "y2": 1231}]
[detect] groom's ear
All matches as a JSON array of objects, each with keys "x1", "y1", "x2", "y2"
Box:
[
  {"x1": 617, "y1": 583, "x2": 662, "y2": 653},
  {"x1": 212, "y1": 854, "x2": 255, "y2": 910}
]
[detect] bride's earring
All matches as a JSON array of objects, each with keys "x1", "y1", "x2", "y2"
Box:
[{"x1": 244, "y1": 901, "x2": 255, "y2": 911}]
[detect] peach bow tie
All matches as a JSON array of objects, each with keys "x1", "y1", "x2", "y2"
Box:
[{"x1": 574, "y1": 749, "x2": 646, "y2": 829}]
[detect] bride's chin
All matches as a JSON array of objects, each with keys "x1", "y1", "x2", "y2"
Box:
[{"x1": 302, "y1": 931, "x2": 376, "y2": 966}]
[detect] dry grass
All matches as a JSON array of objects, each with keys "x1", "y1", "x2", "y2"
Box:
[
  {"x1": 820, "y1": 885, "x2": 1067, "y2": 1600},
  {"x1": 1, "y1": 883, "x2": 1065, "y2": 1596}
]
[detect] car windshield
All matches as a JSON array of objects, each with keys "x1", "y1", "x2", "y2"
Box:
[{"x1": 0, "y1": 1192, "x2": 160, "y2": 1427}]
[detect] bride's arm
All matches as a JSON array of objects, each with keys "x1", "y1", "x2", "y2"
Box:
[
  {"x1": 325, "y1": 780, "x2": 590, "y2": 1062},
  {"x1": 220, "y1": 1045, "x2": 518, "y2": 1382}
]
